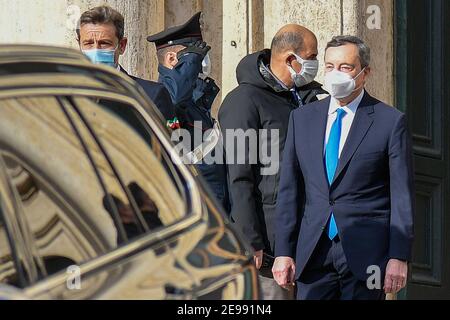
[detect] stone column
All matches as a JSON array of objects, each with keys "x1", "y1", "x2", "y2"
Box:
[
  {"x1": 358, "y1": 0, "x2": 394, "y2": 105},
  {"x1": 104, "y1": 0, "x2": 165, "y2": 80}
]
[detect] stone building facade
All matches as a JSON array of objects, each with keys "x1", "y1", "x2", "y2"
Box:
[
  {"x1": 0, "y1": 0, "x2": 449, "y2": 300},
  {"x1": 0, "y1": 0, "x2": 393, "y2": 112}
]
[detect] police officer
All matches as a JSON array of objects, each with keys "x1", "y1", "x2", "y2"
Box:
[{"x1": 147, "y1": 12, "x2": 228, "y2": 211}]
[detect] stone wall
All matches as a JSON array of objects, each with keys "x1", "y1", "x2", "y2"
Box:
[
  {"x1": 0, "y1": 0, "x2": 397, "y2": 300},
  {"x1": 229, "y1": 0, "x2": 395, "y2": 105},
  {"x1": 0, "y1": 0, "x2": 395, "y2": 106},
  {"x1": 0, "y1": 0, "x2": 163, "y2": 80}
]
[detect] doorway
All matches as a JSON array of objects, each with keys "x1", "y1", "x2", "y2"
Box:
[{"x1": 396, "y1": 0, "x2": 450, "y2": 299}]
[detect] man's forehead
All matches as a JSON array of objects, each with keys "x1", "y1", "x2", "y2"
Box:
[
  {"x1": 301, "y1": 37, "x2": 318, "y2": 56},
  {"x1": 302, "y1": 47, "x2": 318, "y2": 56},
  {"x1": 80, "y1": 23, "x2": 116, "y2": 38},
  {"x1": 325, "y1": 44, "x2": 359, "y2": 62}
]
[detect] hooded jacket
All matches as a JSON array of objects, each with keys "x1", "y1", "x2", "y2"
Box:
[{"x1": 219, "y1": 49, "x2": 327, "y2": 257}]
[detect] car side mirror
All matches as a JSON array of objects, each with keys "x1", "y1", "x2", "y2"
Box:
[{"x1": 0, "y1": 284, "x2": 30, "y2": 300}]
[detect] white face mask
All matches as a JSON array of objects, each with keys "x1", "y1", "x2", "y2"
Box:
[
  {"x1": 288, "y1": 53, "x2": 319, "y2": 88},
  {"x1": 199, "y1": 53, "x2": 212, "y2": 79},
  {"x1": 324, "y1": 68, "x2": 366, "y2": 99}
]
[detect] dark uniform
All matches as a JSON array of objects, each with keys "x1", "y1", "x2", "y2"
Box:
[
  {"x1": 147, "y1": 12, "x2": 228, "y2": 211},
  {"x1": 120, "y1": 67, "x2": 177, "y2": 127}
]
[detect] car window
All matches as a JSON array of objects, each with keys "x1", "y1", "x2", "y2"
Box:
[
  {"x1": 0, "y1": 94, "x2": 190, "y2": 287},
  {"x1": 0, "y1": 96, "x2": 121, "y2": 280},
  {"x1": 0, "y1": 210, "x2": 20, "y2": 287},
  {"x1": 62, "y1": 100, "x2": 159, "y2": 244},
  {"x1": 71, "y1": 97, "x2": 187, "y2": 227}
]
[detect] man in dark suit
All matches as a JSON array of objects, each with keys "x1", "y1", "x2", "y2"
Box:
[
  {"x1": 76, "y1": 6, "x2": 176, "y2": 126},
  {"x1": 219, "y1": 25, "x2": 327, "y2": 300},
  {"x1": 120, "y1": 66, "x2": 176, "y2": 123},
  {"x1": 272, "y1": 36, "x2": 415, "y2": 300}
]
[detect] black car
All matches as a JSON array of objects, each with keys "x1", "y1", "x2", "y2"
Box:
[{"x1": 0, "y1": 45, "x2": 259, "y2": 300}]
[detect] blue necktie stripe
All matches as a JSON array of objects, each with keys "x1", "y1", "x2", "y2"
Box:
[
  {"x1": 325, "y1": 108, "x2": 347, "y2": 240},
  {"x1": 291, "y1": 91, "x2": 303, "y2": 107}
]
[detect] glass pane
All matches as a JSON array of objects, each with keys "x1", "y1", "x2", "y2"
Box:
[
  {"x1": 74, "y1": 97, "x2": 187, "y2": 229},
  {"x1": 0, "y1": 96, "x2": 120, "y2": 278},
  {"x1": 0, "y1": 212, "x2": 19, "y2": 286},
  {"x1": 63, "y1": 101, "x2": 151, "y2": 244}
]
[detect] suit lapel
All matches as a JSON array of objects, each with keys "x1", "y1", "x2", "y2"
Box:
[
  {"x1": 331, "y1": 92, "x2": 375, "y2": 187},
  {"x1": 307, "y1": 97, "x2": 330, "y2": 192}
]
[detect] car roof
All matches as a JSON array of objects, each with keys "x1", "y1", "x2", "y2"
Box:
[
  {"x1": 0, "y1": 44, "x2": 134, "y2": 90},
  {"x1": 0, "y1": 45, "x2": 92, "y2": 62},
  {"x1": 0, "y1": 45, "x2": 162, "y2": 121}
]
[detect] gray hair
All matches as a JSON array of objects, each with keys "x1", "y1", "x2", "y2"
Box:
[{"x1": 326, "y1": 35, "x2": 371, "y2": 68}]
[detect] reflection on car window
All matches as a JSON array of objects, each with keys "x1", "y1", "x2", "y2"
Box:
[
  {"x1": 0, "y1": 211, "x2": 19, "y2": 287},
  {"x1": 73, "y1": 97, "x2": 187, "y2": 228},
  {"x1": 0, "y1": 97, "x2": 120, "y2": 279},
  {"x1": 102, "y1": 183, "x2": 164, "y2": 243},
  {"x1": 0, "y1": 95, "x2": 188, "y2": 285}
]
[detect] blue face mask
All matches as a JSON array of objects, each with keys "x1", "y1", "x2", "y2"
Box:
[{"x1": 82, "y1": 47, "x2": 117, "y2": 67}]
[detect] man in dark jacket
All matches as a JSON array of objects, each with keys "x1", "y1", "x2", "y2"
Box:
[
  {"x1": 77, "y1": 6, "x2": 176, "y2": 126},
  {"x1": 147, "y1": 13, "x2": 228, "y2": 210},
  {"x1": 120, "y1": 67, "x2": 176, "y2": 124},
  {"x1": 219, "y1": 24, "x2": 327, "y2": 299}
]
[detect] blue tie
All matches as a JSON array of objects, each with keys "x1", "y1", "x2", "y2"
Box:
[
  {"x1": 325, "y1": 108, "x2": 347, "y2": 240},
  {"x1": 291, "y1": 90, "x2": 303, "y2": 107}
]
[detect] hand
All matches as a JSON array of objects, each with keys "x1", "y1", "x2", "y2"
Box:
[
  {"x1": 384, "y1": 259, "x2": 408, "y2": 294},
  {"x1": 272, "y1": 257, "x2": 296, "y2": 289},
  {"x1": 177, "y1": 40, "x2": 211, "y2": 60},
  {"x1": 254, "y1": 250, "x2": 263, "y2": 270}
]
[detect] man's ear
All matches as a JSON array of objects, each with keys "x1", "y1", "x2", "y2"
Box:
[
  {"x1": 286, "y1": 53, "x2": 301, "y2": 73},
  {"x1": 118, "y1": 37, "x2": 128, "y2": 55},
  {"x1": 286, "y1": 53, "x2": 296, "y2": 67},
  {"x1": 167, "y1": 52, "x2": 179, "y2": 68},
  {"x1": 363, "y1": 66, "x2": 371, "y2": 79}
]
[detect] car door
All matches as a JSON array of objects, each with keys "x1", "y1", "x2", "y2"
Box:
[{"x1": 0, "y1": 94, "x2": 200, "y2": 299}]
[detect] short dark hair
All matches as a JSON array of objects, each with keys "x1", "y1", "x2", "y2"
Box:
[
  {"x1": 156, "y1": 45, "x2": 185, "y2": 65},
  {"x1": 271, "y1": 32, "x2": 304, "y2": 55},
  {"x1": 76, "y1": 6, "x2": 125, "y2": 41},
  {"x1": 326, "y1": 35, "x2": 371, "y2": 68}
]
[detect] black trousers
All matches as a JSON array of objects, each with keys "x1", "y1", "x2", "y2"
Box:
[{"x1": 296, "y1": 233, "x2": 385, "y2": 300}]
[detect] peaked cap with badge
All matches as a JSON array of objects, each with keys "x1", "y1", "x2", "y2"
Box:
[{"x1": 147, "y1": 12, "x2": 203, "y2": 49}]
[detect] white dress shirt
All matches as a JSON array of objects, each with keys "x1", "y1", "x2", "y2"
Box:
[{"x1": 324, "y1": 90, "x2": 365, "y2": 157}]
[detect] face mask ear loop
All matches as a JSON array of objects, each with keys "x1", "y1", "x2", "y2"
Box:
[
  {"x1": 289, "y1": 52, "x2": 306, "y2": 73},
  {"x1": 352, "y1": 67, "x2": 367, "y2": 93},
  {"x1": 354, "y1": 67, "x2": 367, "y2": 80}
]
